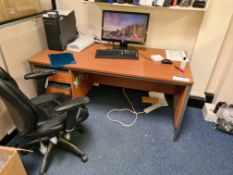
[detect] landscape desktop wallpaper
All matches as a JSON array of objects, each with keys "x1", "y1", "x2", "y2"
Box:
[{"x1": 102, "y1": 12, "x2": 148, "y2": 43}]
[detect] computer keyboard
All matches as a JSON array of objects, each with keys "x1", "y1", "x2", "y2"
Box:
[{"x1": 95, "y1": 49, "x2": 139, "y2": 60}]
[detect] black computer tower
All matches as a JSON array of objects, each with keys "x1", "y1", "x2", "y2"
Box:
[{"x1": 43, "y1": 11, "x2": 78, "y2": 51}]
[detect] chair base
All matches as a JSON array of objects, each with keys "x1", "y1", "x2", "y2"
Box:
[{"x1": 22, "y1": 133, "x2": 88, "y2": 175}]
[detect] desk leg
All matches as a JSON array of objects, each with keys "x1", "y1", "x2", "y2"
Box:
[{"x1": 173, "y1": 85, "x2": 192, "y2": 141}]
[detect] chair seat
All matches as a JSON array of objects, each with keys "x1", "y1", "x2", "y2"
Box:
[
  {"x1": 30, "y1": 93, "x2": 88, "y2": 137},
  {"x1": 0, "y1": 68, "x2": 89, "y2": 175},
  {"x1": 30, "y1": 113, "x2": 67, "y2": 137},
  {"x1": 31, "y1": 93, "x2": 70, "y2": 122}
]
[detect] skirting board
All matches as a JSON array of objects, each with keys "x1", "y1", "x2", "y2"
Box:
[
  {"x1": 188, "y1": 95, "x2": 206, "y2": 108},
  {"x1": 205, "y1": 92, "x2": 214, "y2": 103},
  {"x1": 188, "y1": 92, "x2": 215, "y2": 108}
]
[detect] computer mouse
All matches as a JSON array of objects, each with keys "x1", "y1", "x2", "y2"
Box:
[{"x1": 161, "y1": 59, "x2": 173, "y2": 64}]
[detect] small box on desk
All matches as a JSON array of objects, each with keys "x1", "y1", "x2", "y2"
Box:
[{"x1": 0, "y1": 146, "x2": 27, "y2": 175}]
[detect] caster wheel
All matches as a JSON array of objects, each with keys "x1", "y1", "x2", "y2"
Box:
[{"x1": 81, "y1": 155, "x2": 88, "y2": 163}]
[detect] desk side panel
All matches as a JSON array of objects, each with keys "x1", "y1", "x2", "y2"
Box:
[
  {"x1": 174, "y1": 85, "x2": 192, "y2": 129},
  {"x1": 70, "y1": 71, "x2": 92, "y2": 97}
]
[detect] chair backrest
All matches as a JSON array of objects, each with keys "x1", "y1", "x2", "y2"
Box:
[
  {"x1": 0, "y1": 67, "x2": 18, "y2": 88},
  {"x1": 0, "y1": 68, "x2": 38, "y2": 135}
]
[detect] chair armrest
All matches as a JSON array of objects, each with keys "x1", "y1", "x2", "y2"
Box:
[
  {"x1": 55, "y1": 96, "x2": 90, "y2": 113},
  {"x1": 54, "y1": 96, "x2": 90, "y2": 132},
  {"x1": 24, "y1": 70, "x2": 56, "y2": 80}
]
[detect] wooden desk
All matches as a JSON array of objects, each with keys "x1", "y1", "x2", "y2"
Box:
[{"x1": 29, "y1": 43, "x2": 193, "y2": 141}]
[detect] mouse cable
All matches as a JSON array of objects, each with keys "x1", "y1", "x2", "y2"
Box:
[{"x1": 107, "y1": 88, "x2": 145, "y2": 127}]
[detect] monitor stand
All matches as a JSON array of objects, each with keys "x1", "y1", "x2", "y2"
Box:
[
  {"x1": 112, "y1": 40, "x2": 129, "y2": 50},
  {"x1": 119, "y1": 40, "x2": 128, "y2": 48}
]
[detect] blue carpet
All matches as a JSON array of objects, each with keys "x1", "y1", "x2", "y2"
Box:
[{"x1": 12, "y1": 86, "x2": 233, "y2": 175}]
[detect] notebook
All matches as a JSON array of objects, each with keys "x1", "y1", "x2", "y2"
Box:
[{"x1": 48, "y1": 52, "x2": 76, "y2": 67}]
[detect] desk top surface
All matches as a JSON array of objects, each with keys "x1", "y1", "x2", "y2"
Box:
[{"x1": 29, "y1": 44, "x2": 193, "y2": 86}]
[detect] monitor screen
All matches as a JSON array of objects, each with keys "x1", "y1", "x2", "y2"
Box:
[{"x1": 101, "y1": 10, "x2": 150, "y2": 45}]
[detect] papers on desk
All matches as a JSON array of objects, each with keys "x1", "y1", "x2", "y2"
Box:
[
  {"x1": 67, "y1": 34, "x2": 94, "y2": 52},
  {"x1": 42, "y1": 10, "x2": 72, "y2": 18},
  {"x1": 165, "y1": 50, "x2": 188, "y2": 62},
  {"x1": 150, "y1": 55, "x2": 164, "y2": 62}
]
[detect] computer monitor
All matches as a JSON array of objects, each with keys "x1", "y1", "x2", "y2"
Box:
[{"x1": 101, "y1": 10, "x2": 150, "y2": 48}]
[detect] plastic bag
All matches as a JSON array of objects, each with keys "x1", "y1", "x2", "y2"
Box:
[{"x1": 214, "y1": 104, "x2": 233, "y2": 135}]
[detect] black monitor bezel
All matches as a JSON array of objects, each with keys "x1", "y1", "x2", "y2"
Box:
[{"x1": 101, "y1": 10, "x2": 150, "y2": 45}]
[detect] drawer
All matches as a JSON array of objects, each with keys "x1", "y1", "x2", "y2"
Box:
[
  {"x1": 46, "y1": 87, "x2": 71, "y2": 96},
  {"x1": 46, "y1": 82, "x2": 71, "y2": 96},
  {"x1": 48, "y1": 72, "x2": 71, "y2": 84}
]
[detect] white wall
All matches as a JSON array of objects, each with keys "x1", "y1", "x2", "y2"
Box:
[
  {"x1": 56, "y1": 0, "x2": 233, "y2": 98},
  {"x1": 0, "y1": 19, "x2": 48, "y2": 139},
  {"x1": 0, "y1": 0, "x2": 232, "y2": 99},
  {"x1": 190, "y1": 0, "x2": 233, "y2": 97},
  {"x1": 215, "y1": 60, "x2": 233, "y2": 104},
  {"x1": 0, "y1": 18, "x2": 47, "y2": 98},
  {"x1": 0, "y1": 50, "x2": 5, "y2": 68},
  {"x1": 0, "y1": 40, "x2": 14, "y2": 140},
  {"x1": 0, "y1": 99, "x2": 15, "y2": 140},
  {"x1": 207, "y1": 15, "x2": 233, "y2": 103},
  {"x1": 40, "y1": 0, "x2": 52, "y2": 10},
  {"x1": 57, "y1": 0, "x2": 203, "y2": 57}
]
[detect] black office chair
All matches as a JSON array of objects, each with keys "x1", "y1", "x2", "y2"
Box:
[{"x1": 0, "y1": 67, "x2": 89, "y2": 175}]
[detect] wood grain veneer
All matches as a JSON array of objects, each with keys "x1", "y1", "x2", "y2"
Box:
[
  {"x1": 29, "y1": 43, "x2": 193, "y2": 86},
  {"x1": 28, "y1": 43, "x2": 194, "y2": 141}
]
